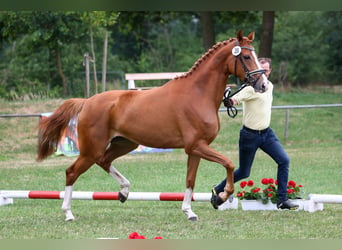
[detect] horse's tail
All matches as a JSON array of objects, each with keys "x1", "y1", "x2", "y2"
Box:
[{"x1": 36, "y1": 98, "x2": 86, "y2": 161}]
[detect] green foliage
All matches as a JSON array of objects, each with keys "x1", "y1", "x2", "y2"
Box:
[
  {"x1": 272, "y1": 12, "x2": 331, "y2": 85},
  {"x1": 0, "y1": 11, "x2": 341, "y2": 99},
  {"x1": 111, "y1": 12, "x2": 203, "y2": 76},
  {"x1": 81, "y1": 11, "x2": 119, "y2": 28},
  {"x1": 135, "y1": 18, "x2": 203, "y2": 74},
  {"x1": 0, "y1": 11, "x2": 90, "y2": 98},
  {"x1": 321, "y1": 11, "x2": 342, "y2": 83}
]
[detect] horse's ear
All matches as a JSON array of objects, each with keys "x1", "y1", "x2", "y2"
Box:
[
  {"x1": 236, "y1": 30, "x2": 243, "y2": 42},
  {"x1": 247, "y1": 32, "x2": 255, "y2": 42}
]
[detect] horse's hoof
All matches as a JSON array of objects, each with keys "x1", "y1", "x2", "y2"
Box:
[
  {"x1": 65, "y1": 217, "x2": 75, "y2": 222},
  {"x1": 188, "y1": 216, "x2": 199, "y2": 222},
  {"x1": 119, "y1": 192, "x2": 127, "y2": 203}
]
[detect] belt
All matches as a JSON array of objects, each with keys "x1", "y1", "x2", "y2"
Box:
[{"x1": 243, "y1": 125, "x2": 269, "y2": 134}]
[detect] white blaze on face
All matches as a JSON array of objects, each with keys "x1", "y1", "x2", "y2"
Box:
[{"x1": 251, "y1": 50, "x2": 269, "y2": 89}]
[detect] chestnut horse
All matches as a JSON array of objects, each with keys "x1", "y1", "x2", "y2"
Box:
[{"x1": 37, "y1": 30, "x2": 267, "y2": 221}]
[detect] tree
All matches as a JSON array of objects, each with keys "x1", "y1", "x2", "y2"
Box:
[
  {"x1": 259, "y1": 11, "x2": 275, "y2": 58},
  {"x1": 81, "y1": 11, "x2": 119, "y2": 94},
  {"x1": 199, "y1": 12, "x2": 215, "y2": 50},
  {"x1": 110, "y1": 12, "x2": 203, "y2": 75},
  {"x1": 0, "y1": 11, "x2": 88, "y2": 96},
  {"x1": 272, "y1": 12, "x2": 330, "y2": 85},
  {"x1": 321, "y1": 11, "x2": 342, "y2": 83}
]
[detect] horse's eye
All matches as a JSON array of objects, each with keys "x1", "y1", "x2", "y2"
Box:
[{"x1": 243, "y1": 55, "x2": 251, "y2": 60}]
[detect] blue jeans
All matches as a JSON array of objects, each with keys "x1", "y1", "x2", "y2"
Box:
[{"x1": 215, "y1": 126, "x2": 290, "y2": 202}]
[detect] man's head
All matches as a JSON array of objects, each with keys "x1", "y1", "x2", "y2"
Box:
[{"x1": 258, "y1": 57, "x2": 272, "y2": 78}]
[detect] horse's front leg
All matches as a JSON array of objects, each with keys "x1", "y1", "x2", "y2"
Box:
[
  {"x1": 191, "y1": 142, "x2": 235, "y2": 203},
  {"x1": 182, "y1": 155, "x2": 200, "y2": 221}
]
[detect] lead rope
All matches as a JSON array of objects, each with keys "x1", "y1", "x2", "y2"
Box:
[{"x1": 222, "y1": 83, "x2": 247, "y2": 118}]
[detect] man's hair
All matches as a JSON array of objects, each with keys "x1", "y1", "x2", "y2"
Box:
[{"x1": 258, "y1": 57, "x2": 272, "y2": 65}]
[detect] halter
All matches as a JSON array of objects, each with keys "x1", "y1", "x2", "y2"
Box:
[{"x1": 223, "y1": 40, "x2": 266, "y2": 118}]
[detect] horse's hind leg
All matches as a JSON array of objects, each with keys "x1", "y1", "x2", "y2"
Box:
[
  {"x1": 62, "y1": 156, "x2": 95, "y2": 221},
  {"x1": 108, "y1": 166, "x2": 130, "y2": 202},
  {"x1": 96, "y1": 137, "x2": 138, "y2": 203}
]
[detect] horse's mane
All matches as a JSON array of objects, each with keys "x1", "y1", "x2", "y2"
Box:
[{"x1": 175, "y1": 37, "x2": 235, "y2": 80}]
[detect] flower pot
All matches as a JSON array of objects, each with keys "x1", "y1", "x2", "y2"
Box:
[
  {"x1": 218, "y1": 198, "x2": 239, "y2": 210},
  {"x1": 240, "y1": 200, "x2": 277, "y2": 210},
  {"x1": 240, "y1": 199, "x2": 305, "y2": 211}
]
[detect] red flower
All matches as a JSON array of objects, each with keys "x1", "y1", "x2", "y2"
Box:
[
  {"x1": 240, "y1": 181, "x2": 247, "y2": 188},
  {"x1": 287, "y1": 189, "x2": 294, "y2": 194},
  {"x1": 128, "y1": 232, "x2": 145, "y2": 239},
  {"x1": 288, "y1": 180, "x2": 296, "y2": 188},
  {"x1": 154, "y1": 236, "x2": 163, "y2": 239},
  {"x1": 261, "y1": 178, "x2": 269, "y2": 185},
  {"x1": 128, "y1": 232, "x2": 140, "y2": 239},
  {"x1": 237, "y1": 178, "x2": 303, "y2": 203},
  {"x1": 236, "y1": 192, "x2": 244, "y2": 197}
]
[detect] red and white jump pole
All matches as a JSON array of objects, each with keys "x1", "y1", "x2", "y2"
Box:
[
  {"x1": 3, "y1": 190, "x2": 340, "y2": 212},
  {"x1": 0, "y1": 190, "x2": 211, "y2": 206}
]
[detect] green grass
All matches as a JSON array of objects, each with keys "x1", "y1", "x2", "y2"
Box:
[{"x1": 0, "y1": 86, "x2": 342, "y2": 239}]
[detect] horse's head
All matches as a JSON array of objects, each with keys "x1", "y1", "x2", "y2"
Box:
[{"x1": 231, "y1": 30, "x2": 268, "y2": 93}]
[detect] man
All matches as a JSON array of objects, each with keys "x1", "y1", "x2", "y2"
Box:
[{"x1": 211, "y1": 57, "x2": 299, "y2": 210}]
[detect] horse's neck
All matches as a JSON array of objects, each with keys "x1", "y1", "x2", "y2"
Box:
[{"x1": 184, "y1": 47, "x2": 232, "y2": 107}]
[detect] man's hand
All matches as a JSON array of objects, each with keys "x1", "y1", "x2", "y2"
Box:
[{"x1": 223, "y1": 98, "x2": 236, "y2": 107}]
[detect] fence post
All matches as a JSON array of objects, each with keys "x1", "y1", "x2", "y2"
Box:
[
  {"x1": 84, "y1": 53, "x2": 90, "y2": 98},
  {"x1": 284, "y1": 108, "x2": 290, "y2": 142}
]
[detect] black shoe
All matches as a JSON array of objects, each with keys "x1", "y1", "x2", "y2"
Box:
[
  {"x1": 210, "y1": 186, "x2": 224, "y2": 209},
  {"x1": 277, "y1": 199, "x2": 299, "y2": 210}
]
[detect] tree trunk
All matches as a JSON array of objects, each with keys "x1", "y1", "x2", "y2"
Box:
[
  {"x1": 102, "y1": 31, "x2": 108, "y2": 92},
  {"x1": 199, "y1": 12, "x2": 215, "y2": 51},
  {"x1": 55, "y1": 44, "x2": 68, "y2": 96},
  {"x1": 259, "y1": 11, "x2": 275, "y2": 58}
]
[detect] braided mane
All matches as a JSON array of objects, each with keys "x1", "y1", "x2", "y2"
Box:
[{"x1": 175, "y1": 38, "x2": 235, "y2": 80}]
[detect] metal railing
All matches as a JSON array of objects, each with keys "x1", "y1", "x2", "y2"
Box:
[
  {"x1": 1, "y1": 104, "x2": 342, "y2": 141},
  {"x1": 219, "y1": 103, "x2": 342, "y2": 141}
]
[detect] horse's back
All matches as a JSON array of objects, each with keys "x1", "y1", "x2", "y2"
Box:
[
  {"x1": 76, "y1": 88, "x2": 184, "y2": 148},
  {"x1": 77, "y1": 78, "x2": 218, "y2": 149}
]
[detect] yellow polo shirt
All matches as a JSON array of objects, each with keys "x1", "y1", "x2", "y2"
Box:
[{"x1": 233, "y1": 81, "x2": 273, "y2": 130}]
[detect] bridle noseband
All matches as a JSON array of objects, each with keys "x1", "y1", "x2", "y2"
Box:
[{"x1": 233, "y1": 42, "x2": 266, "y2": 88}]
